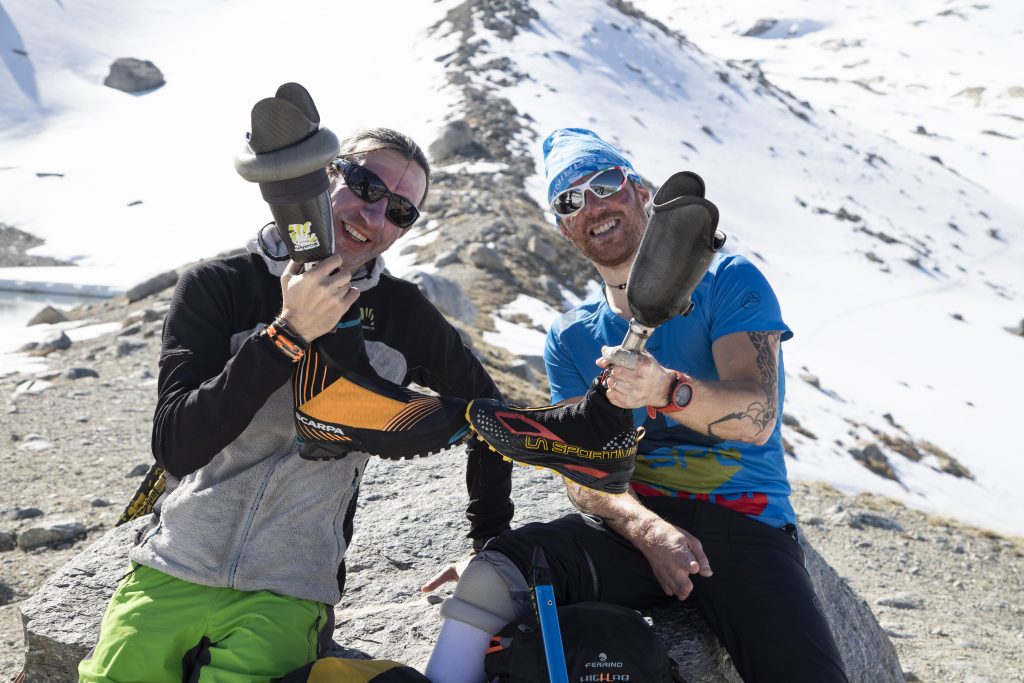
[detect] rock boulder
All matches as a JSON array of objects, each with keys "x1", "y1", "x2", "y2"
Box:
[{"x1": 20, "y1": 512, "x2": 900, "y2": 682}]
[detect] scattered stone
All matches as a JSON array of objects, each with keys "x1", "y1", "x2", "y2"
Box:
[
  {"x1": 798, "y1": 371, "x2": 821, "y2": 388},
  {"x1": 17, "y1": 520, "x2": 87, "y2": 550},
  {"x1": 17, "y1": 437, "x2": 54, "y2": 452},
  {"x1": 124, "y1": 308, "x2": 164, "y2": 326},
  {"x1": 742, "y1": 18, "x2": 778, "y2": 37},
  {"x1": 103, "y1": 57, "x2": 165, "y2": 93},
  {"x1": 21, "y1": 330, "x2": 72, "y2": 356},
  {"x1": 425, "y1": 594, "x2": 443, "y2": 606},
  {"x1": 951, "y1": 313, "x2": 964, "y2": 321},
  {"x1": 116, "y1": 339, "x2": 148, "y2": 357},
  {"x1": 980, "y1": 597, "x2": 1009, "y2": 611},
  {"x1": 434, "y1": 250, "x2": 461, "y2": 267},
  {"x1": 125, "y1": 269, "x2": 178, "y2": 302},
  {"x1": 14, "y1": 379, "x2": 55, "y2": 396},
  {"x1": 64, "y1": 367, "x2": 100, "y2": 380},
  {"x1": 849, "y1": 443, "x2": 899, "y2": 481},
  {"x1": 918, "y1": 441, "x2": 973, "y2": 479},
  {"x1": 877, "y1": 433, "x2": 922, "y2": 462},
  {"x1": 1006, "y1": 318, "x2": 1024, "y2": 337},
  {"x1": 88, "y1": 498, "x2": 110, "y2": 508},
  {"x1": 126, "y1": 463, "x2": 151, "y2": 478},
  {"x1": 429, "y1": 120, "x2": 491, "y2": 162},
  {"x1": 0, "y1": 507, "x2": 44, "y2": 521},
  {"x1": 0, "y1": 531, "x2": 15, "y2": 552},
  {"x1": 876, "y1": 594, "x2": 924, "y2": 610},
  {"x1": 0, "y1": 580, "x2": 12, "y2": 606},
  {"x1": 466, "y1": 243, "x2": 505, "y2": 272},
  {"x1": 118, "y1": 322, "x2": 144, "y2": 336},
  {"x1": 27, "y1": 306, "x2": 68, "y2": 326}
]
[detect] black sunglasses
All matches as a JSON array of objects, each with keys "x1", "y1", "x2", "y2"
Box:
[{"x1": 332, "y1": 159, "x2": 421, "y2": 229}]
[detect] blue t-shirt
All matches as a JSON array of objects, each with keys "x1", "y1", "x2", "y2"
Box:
[{"x1": 544, "y1": 254, "x2": 796, "y2": 528}]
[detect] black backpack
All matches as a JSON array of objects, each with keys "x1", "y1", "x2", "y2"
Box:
[{"x1": 484, "y1": 602, "x2": 687, "y2": 682}]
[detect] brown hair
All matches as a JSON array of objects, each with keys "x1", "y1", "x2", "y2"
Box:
[{"x1": 327, "y1": 127, "x2": 431, "y2": 204}]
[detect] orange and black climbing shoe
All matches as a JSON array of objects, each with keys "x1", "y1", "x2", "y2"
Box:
[
  {"x1": 293, "y1": 312, "x2": 470, "y2": 461},
  {"x1": 467, "y1": 381, "x2": 640, "y2": 494}
]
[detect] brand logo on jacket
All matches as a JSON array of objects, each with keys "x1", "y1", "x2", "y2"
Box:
[{"x1": 360, "y1": 306, "x2": 376, "y2": 332}]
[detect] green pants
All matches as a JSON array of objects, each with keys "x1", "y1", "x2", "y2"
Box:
[{"x1": 79, "y1": 564, "x2": 328, "y2": 683}]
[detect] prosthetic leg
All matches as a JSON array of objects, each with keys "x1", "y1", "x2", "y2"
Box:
[
  {"x1": 605, "y1": 171, "x2": 726, "y2": 368},
  {"x1": 466, "y1": 171, "x2": 724, "y2": 491},
  {"x1": 235, "y1": 83, "x2": 469, "y2": 460}
]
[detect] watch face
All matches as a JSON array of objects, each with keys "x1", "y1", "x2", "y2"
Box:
[{"x1": 672, "y1": 381, "x2": 693, "y2": 408}]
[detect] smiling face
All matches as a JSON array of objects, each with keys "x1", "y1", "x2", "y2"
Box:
[
  {"x1": 557, "y1": 170, "x2": 650, "y2": 268},
  {"x1": 329, "y1": 146, "x2": 427, "y2": 272}
]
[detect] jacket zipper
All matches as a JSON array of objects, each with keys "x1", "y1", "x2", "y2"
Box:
[{"x1": 227, "y1": 461, "x2": 277, "y2": 588}]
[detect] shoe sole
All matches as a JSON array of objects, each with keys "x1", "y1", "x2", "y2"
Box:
[
  {"x1": 465, "y1": 404, "x2": 632, "y2": 495},
  {"x1": 298, "y1": 423, "x2": 471, "y2": 461}
]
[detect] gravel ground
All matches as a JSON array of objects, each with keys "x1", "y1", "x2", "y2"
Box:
[{"x1": 1, "y1": 288, "x2": 1022, "y2": 683}]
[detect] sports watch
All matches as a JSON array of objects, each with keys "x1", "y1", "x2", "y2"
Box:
[{"x1": 647, "y1": 370, "x2": 693, "y2": 419}]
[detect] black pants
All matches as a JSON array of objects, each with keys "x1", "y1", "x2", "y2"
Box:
[{"x1": 486, "y1": 498, "x2": 849, "y2": 683}]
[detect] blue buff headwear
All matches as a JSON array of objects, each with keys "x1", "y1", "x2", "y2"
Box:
[{"x1": 542, "y1": 128, "x2": 642, "y2": 208}]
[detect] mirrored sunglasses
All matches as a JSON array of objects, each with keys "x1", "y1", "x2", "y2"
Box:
[
  {"x1": 550, "y1": 166, "x2": 632, "y2": 218},
  {"x1": 333, "y1": 159, "x2": 421, "y2": 229}
]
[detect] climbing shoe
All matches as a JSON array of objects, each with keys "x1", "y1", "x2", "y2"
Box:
[
  {"x1": 467, "y1": 382, "x2": 639, "y2": 494},
  {"x1": 293, "y1": 309, "x2": 470, "y2": 461}
]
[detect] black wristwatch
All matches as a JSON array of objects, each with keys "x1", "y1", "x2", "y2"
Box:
[{"x1": 647, "y1": 370, "x2": 693, "y2": 419}]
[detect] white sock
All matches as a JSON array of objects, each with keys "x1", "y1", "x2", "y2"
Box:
[{"x1": 424, "y1": 617, "x2": 494, "y2": 683}]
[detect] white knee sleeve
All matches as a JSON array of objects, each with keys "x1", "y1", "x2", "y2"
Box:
[{"x1": 439, "y1": 550, "x2": 531, "y2": 634}]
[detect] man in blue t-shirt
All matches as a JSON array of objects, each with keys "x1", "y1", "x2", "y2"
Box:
[{"x1": 423, "y1": 129, "x2": 848, "y2": 683}]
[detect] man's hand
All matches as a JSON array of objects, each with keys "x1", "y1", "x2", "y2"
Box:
[
  {"x1": 279, "y1": 255, "x2": 360, "y2": 341},
  {"x1": 420, "y1": 554, "x2": 475, "y2": 593},
  {"x1": 596, "y1": 347, "x2": 674, "y2": 410},
  {"x1": 636, "y1": 517, "x2": 713, "y2": 600}
]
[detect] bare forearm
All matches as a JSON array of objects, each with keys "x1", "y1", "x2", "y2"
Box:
[
  {"x1": 663, "y1": 377, "x2": 775, "y2": 445},
  {"x1": 565, "y1": 480, "x2": 660, "y2": 544},
  {"x1": 605, "y1": 330, "x2": 781, "y2": 446}
]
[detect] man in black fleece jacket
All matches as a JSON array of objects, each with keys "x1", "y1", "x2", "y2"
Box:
[{"x1": 79, "y1": 128, "x2": 513, "y2": 682}]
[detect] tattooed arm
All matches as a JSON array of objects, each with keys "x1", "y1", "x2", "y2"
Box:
[
  {"x1": 596, "y1": 330, "x2": 782, "y2": 445},
  {"x1": 565, "y1": 479, "x2": 712, "y2": 600}
]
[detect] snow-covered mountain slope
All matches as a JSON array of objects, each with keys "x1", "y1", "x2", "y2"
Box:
[{"x1": 1, "y1": 0, "x2": 1021, "y2": 534}]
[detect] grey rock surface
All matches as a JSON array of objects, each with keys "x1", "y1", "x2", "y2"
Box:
[
  {"x1": 27, "y1": 306, "x2": 68, "y2": 326},
  {"x1": 429, "y1": 120, "x2": 491, "y2": 162},
  {"x1": 19, "y1": 458, "x2": 900, "y2": 682},
  {"x1": 64, "y1": 367, "x2": 99, "y2": 380},
  {"x1": 17, "y1": 521, "x2": 86, "y2": 551},
  {"x1": 405, "y1": 271, "x2": 478, "y2": 325},
  {"x1": 20, "y1": 330, "x2": 71, "y2": 356},
  {"x1": 466, "y1": 243, "x2": 505, "y2": 272},
  {"x1": 19, "y1": 518, "x2": 148, "y2": 681},
  {"x1": 125, "y1": 269, "x2": 178, "y2": 302},
  {"x1": 103, "y1": 58, "x2": 165, "y2": 93}
]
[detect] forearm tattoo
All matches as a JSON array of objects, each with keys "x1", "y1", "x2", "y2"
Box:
[{"x1": 707, "y1": 331, "x2": 780, "y2": 438}]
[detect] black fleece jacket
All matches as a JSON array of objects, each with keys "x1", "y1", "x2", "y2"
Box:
[{"x1": 152, "y1": 252, "x2": 513, "y2": 547}]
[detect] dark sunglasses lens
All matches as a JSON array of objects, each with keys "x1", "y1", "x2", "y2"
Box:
[
  {"x1": 588, "y1": 168, "x2": 627, "y2": 197},
  {"x1": 344, "y1": 165, "x2": 387, "y2": 202},
  {"x1": 386, "y1": 198, "x2": 419, "y2": 229},
  {"x1": 553, "y1": 190, "x2": 585, "y2": 216}
]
